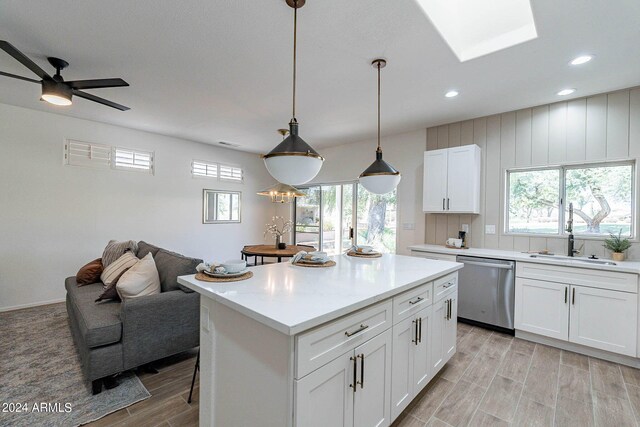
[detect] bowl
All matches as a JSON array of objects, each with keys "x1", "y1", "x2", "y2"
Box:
[{"x1": 222, "y1": 259, "x2": 247, "y2": 274}]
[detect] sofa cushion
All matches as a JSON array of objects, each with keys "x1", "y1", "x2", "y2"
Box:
[
  {"x1": 76, "y1": 258, "x2": 103, "y2": 286},
  {"x1": 136, "y1": 241, "x2": 162, "y2": 259},
  {"x1": 154, "y1": 249, "x2": 202, "y2": 292},
  {"x1": 65, "y1": 277, "x2": 122, "y2": 348}
]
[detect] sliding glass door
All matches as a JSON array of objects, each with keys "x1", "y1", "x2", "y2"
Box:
[{"x1": 294, "y1": 182, "x2": 396, "y2": 255}]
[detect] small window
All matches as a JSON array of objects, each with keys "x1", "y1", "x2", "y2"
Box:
[
  {"x1": 113, "y1": 147, "x2": 154, "y2": 174},
  {"x1": 192, "y1": 160, "x2": 218, "y2": 178},
  {"x1": 65, "y1": 139, "x2": 111, "y2": 169},
  {"x1": 203, "y1": 190, "x2": 241, "y2": 223},
  {"x1": 507, "y1": 169, "x2": 560, "y2": 234},
  {"x1": 218, "y1": 164, "x2": 243, "y2": 182}
]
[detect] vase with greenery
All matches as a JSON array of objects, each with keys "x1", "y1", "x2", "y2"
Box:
[
  {"x1": 264, "y1": 216, "x2": 292, "y2": 249},
  {"x1": 603, "y1": 231, "x2": 631, "y2": 261}
]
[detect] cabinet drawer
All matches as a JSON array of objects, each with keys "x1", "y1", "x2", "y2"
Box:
[
  {"x1": 434, "y1": 273, "x2": 457, "y2": 302},
  {"x1": 295, "y1": 300, "x2": 392, "y2": 379},
  {"x1": 516, "y1": 262, "x2": 638, "y2": 293},
  {"x1": 393, "y1": 282, "x2": 433, "y2": 324}
]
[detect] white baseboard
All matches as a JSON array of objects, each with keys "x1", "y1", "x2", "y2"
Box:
[
  {"x1": 0, "y1": 298, "x2": 66, "y2": 313},
  {"x1": 516, "y1": 330, "x2": 640, "y2": 369}
]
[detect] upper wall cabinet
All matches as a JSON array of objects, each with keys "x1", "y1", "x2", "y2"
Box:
[{"x1": 423, "y1": 145, "x2": 481, "y2": 214}]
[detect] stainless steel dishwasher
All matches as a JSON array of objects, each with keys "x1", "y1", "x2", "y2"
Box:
[{"x1": 456, "y1": 255, "x2": 515, "y2": 333}]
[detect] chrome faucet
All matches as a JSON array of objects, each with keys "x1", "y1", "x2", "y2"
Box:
[{"x1": 566, "y1": 203, "x2": 579, "y2": 257}]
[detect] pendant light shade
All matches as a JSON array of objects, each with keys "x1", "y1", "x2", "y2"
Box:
[
  {"x1": 359, "y1": 59, "x2": 401, "y2": 195},
  {"x1": 263, "y1": 0, "x2": 324, "y2": 186}
]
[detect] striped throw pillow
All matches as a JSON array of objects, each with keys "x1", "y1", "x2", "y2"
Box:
[
  {"x1": 102, "y1": 240, "x2": 139, "y2": 268},
  {"x1": 96, "y1": 252, "x2": 139, "y2": 301}
]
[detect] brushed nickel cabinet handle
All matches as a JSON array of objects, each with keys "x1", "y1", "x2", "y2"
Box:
[
  {"x1": 350, "y1": 356, "x2": 357, "y2": 393},
  {"x1": 409, "y1": 296, "x2": 424, "y2": 305},
  {"x1": 345, "y1": 324, "x2": 369, "y2": 337},
  {"x1": 572, "y1": 288, "x2": 575, "y2": 305},
  {"x1": 447, "y1": 198, "x2": 450, "y2": 210},
  {"x1": 418, "y1": 317, "x2": 422, "y2": 343},
  {"x1": 565, "y1": 287, "x2": 568, "y2": 304},
  {"x1": 412, "y1": 319, "x2": 418, "y2": 344},
  {"x1": 443, "y1": 281, "x2": 455, "y2": 289},
  {"x1": 442, "y1": 198, "x2": 445, "y2": 210},
  {"x1": 357, "y1": 353, "x2": 365, "y2": 389}
]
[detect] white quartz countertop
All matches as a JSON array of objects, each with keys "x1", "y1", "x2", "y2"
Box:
[
  {"x1": 178, "y1": 254, "x2": 462, "y2": 336},
  {"x1": 408, "y1": 244, "x2": 640, "y2": 274}
]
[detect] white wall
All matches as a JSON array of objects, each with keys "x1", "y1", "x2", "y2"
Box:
[
  {"x1": 0, "y1": 103, "x2": 275, "y2": 311},
  {"x1": 425, "y1": 87, "x2": 640, "y2": 259},
  {"x1": 276, "y1": 129, "x2": 427, "y2": 255}
]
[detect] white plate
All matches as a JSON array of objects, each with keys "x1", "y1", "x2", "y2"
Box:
[{"x1": 203, "y1": 268, "x2": 249, "y2": 278}]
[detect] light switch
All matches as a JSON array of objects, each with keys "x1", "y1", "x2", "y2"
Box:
[{"x1": 485, "y1": 224, "x2": 496, "y2": 234}]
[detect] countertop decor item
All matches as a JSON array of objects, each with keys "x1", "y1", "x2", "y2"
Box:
[
  {"x1": 346, "y1": 251, "x2": 382, "y2": 258},
  {"x1": 604, "y1": 230, "x2": 631, "y2": 261},
  {"x1": 262, "y1": 0, "x2": 324, "y2": 185},
  {"x1": 264, "y1": 216, "x2": 293, "y2": 249},
  {"x1": 195, "y1": 271, "x2": 253, "y2": 283},
  {"x1": 292, "y1": 259, "x2": 336, "y2": 267},
  {"x1": 359, "y1": 58, "x2": 401, "y2": 195}
]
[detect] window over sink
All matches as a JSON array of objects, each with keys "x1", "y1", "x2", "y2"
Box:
[{"x1": 506, "y1": 161, "x2": 634, "y2": 238}]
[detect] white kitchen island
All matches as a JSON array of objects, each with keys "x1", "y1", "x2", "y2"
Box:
[{"x1": 178, "y1": 254, "x2": 462, "y2": 427}]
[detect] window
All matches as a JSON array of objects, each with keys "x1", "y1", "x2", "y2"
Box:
[
  {"x1": 113, "y1": 147, "x2": 154, "y2": 174},
  {"x1": 507, "y1": 162, "x2": 634, "y2": 237},
  {"x1": 218, "y1": 164, "x2": 243, "y2": 182},
  {"x1": 192, "y1": 160, "x2": 218, "y2": 178},
  {"x1": 203, "y1": 190, "x2": 241, "y2": 223},
  {"x1": 294, "y1": 182, "x2": 397, "y2": 255},
  {"x1": 64, "y1": 139, "x2": 111, "y2": 169}
]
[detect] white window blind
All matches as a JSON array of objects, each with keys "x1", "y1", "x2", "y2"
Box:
[
  {"x1": 192, "y1": 160, "x2": 218, "y2": 178},
  {"x1": 113, "y1": 147, "x2": 154, "y2": 173},
  {"x1": 65, "y1": 139, "x2": 111, "y2": 169},
  {"x1": 219, "y1": 164, "x2": 243, "y2": 182}
]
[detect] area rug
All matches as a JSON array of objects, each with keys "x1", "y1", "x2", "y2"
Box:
[{"x1": 0, "y1": 302, "x2": 150, "y2": 426}]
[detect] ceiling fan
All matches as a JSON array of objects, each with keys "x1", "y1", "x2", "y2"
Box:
[{"x1": 0, "y1": 40, "x2": 130, "y2": 111}]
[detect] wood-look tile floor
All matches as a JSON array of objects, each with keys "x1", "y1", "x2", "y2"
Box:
[
  {"x1": 392, "y1": 323, "x2": 640, "y2": 427},
  {"x1": 88, "y1": 323, "x2": 640, "y2": 427}
]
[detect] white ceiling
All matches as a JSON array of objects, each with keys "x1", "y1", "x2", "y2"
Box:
[{"x1": 0, "y1": 0, "x2": 639, "y2": 154}]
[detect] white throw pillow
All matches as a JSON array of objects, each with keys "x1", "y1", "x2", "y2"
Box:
[{"x1": 116, "y1": 252, "x2": 161, "y2": 300}]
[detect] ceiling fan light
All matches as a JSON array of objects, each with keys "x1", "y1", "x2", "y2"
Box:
[{"x1": 41, "y1": 80, "x2": 72, "y2": 106}]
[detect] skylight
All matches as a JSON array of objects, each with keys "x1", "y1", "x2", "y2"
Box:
[{"x1": 415, "y1": 0, "x2": 538, "y2": 62}]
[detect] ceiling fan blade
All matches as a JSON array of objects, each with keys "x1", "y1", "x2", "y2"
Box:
[
  {"x1": 0, "y1": 70, "x2": 40, "y2": 84},
  {"x1": 72, "y1": 89, "x2": 130, "y2": 111},
  {"x1": 66, "y1": 78, "x2": 129, "y2": 90},
  {"x1": 0, "y1": 40, "x2": 51, "y2": 80}
]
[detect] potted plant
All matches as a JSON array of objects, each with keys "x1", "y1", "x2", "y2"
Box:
[
  {"x1": 603, "y1": 231, "x2": 631, "y2": 261},
  {"x1": 264, "y1": 216, "x2": 293, "y2": 249}
]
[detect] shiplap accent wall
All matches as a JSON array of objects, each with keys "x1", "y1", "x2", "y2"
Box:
[{"x1": 425, "y1": 87, "x2": 640, "y2": 259}]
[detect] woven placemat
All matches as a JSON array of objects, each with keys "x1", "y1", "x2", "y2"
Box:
[
  {"x1": 195, "y1": 271, "x2": 253, "y2": 282},
  {"x1": 346, "y1": 251, "x2": 382, "y2": 258},
  {"x1": 292, "y1": 260, "x2": 336, "y2": 268}
]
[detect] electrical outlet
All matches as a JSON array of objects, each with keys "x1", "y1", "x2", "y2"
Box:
[
  {"x1": 461, "y1": 224, "x2": 469, "y2": 233},
  {"x1": 485, "y1": 224, "x2": 496, "y2": 234},
  {"x1": 403, "y1": 223, "x2": 415, "y2": 230}
]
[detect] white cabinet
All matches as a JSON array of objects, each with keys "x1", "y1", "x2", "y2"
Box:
[
  {"x1": 515, "y1": 263, "x2": 638, "y2": 357},
  {"x1": 391, "y1": 306, "x2": 431, "y2": 420},
  {"x1": 296, "y1": 328, "x2": 392, "y2": 427},
  {"x1": 430, "y1": 288, "x2": 458, "y2": 375},
  {"x1": 444, "y1": 290, "x2": 457, "y2": 360},
  {"x1": 514, "y1": 278, "x2": 569, "y2": 341},
  {"x1": 423, "y1": 145, "x2": 481, "y2": 214},
  {"x1": 569, "y1": 286, "x2": 637, "y2": 357}
]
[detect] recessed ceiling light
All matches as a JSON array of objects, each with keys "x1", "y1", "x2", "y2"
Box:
[
  {"x1": 445, "y1": 90, "x2": 459, "y2": 98},
  {"x1": 557, "y1": 88, "x2": 576, "y2": 96},
  {"x1": 570, "y1": 55, "x2": 593, "y2": 66}
]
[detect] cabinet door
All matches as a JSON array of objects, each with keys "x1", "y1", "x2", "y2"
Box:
[
  {"x1": 391, "y1": 316, "x2": 415, "y2": 420},
  {"x1": 354, "y1": 329, "x2": 392, "y2": 427},
  {"x1": 295, "y1": 352, "x2": 354, "y2": 427},
  {"x1": 443, "y1": 291, "x2": 458, "y2": 364},
  {"x1": 423, "y1": 150, "x2": 448, "y2": 212},
  {"x1": 514, "y1": 278, "x2": 569, "y2": 340},
  {"x1": 569, "y1": 286, "x2": 638, "y2": 357},
  {"x1": 430, "y1": 298, "x2": 446, "y2": 373},
  {"x1": 413, "y1": 307, "x2": 432, "y2": 392},
  {"x1": 446, "y1": 146, "x2": 480, "y2": 213}
]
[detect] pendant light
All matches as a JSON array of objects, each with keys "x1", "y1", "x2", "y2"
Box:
[
  {"x1": 263, "y1": 0, "x2": 324, "y2": 186},
  {"x1": 258, "y1": 129, "x2": 306, "y2": 203},
  {"x1": 359, "y1": 59, "x2": 401, "y2": 195}
]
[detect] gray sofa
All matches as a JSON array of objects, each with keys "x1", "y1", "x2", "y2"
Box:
[{"x1": 65, "y1": 241, "x2": 202, "y2": 394}]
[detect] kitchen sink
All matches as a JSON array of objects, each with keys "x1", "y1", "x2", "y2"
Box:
[{"x1": 528, "y1": 254, "x2": 617, "y2": 266}]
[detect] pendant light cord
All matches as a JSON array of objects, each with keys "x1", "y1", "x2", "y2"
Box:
[
  {"x1": 377, "y1": 61, "x2": 381, "y2": 151},
  {"x1": 292, "y1": 1, "x2": 298, "y2": 121}
]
